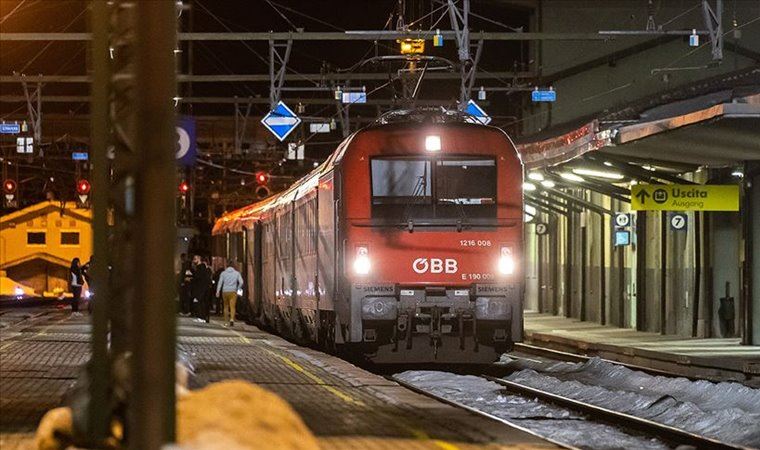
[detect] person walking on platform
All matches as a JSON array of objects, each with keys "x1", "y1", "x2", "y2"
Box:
[
  {"x1": 191, "y1": 255, "x2": 212, "y2": 322},
  {"x1": 69, "y1": 258, "x2": 84, "y2": 316},
  {"x1": 179, "y1": 253, "x2": 193, "y2": 315},
  {"x1": 216, "y1": 261, "x2": 243, "y2": 327}
]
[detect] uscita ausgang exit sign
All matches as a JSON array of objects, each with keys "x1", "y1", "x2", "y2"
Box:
[{"x1": 631, "y1": 184, "x2": 739, "y2": 211}]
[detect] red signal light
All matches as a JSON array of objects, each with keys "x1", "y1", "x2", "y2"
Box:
[
  {"x1": 255, "y1": 171, "x2": 269, "y2": 186},
  {"x1": 76, "y1": 179, "x2": 91, "y2": 195},
  {"x1": 3, "y1": 179, "x2": 17, "y2": 194},
  {"x1": 179, "y1": 180, "x2": 190, "y2": 194}
]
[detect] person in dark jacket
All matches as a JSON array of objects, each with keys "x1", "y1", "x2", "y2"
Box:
[
  {"x1": 69, "y1": 258, "x2": 84, "y2": 316},
  {"x1": 190, "y1": 255, "x2": 212, "y2": 322},
  {"x1": 179, "y1": 253, "x2": 193, "y2": 315}
]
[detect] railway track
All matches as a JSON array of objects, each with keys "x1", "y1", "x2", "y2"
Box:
[
  {"x1": 510, "y1": 342, "x2": 706, "y2": 382},
  {"x1": 392, "y1": 371, "x2": 752, "y2": 450}
]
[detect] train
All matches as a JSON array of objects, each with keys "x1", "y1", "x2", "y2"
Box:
[{"x1": 212, "y1": 109, "x2": 524, "y2": 363}]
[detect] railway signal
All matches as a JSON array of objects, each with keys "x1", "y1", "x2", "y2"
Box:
[
  {"x1": 76, "y1": 179, "x2": 91, "y2": 207},
  {"x1": 3, "y1": 178, "x2": 18, "y2": 208},
  {"x1": 178, "y1": 180, "x2": 190, "y2": 194},
  {"x1": 255, "y1": 171, "x2": 269, "y2": 186}
]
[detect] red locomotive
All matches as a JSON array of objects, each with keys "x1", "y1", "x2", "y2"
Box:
[{"x1": 213, "y1": 110, "x2": 524, "y2": 363}]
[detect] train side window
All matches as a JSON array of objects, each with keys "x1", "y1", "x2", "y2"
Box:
[{"x1": 370, "y1": 158, "x2": 431, "y2": 205}]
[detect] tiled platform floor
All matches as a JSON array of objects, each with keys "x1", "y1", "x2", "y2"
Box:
[{"x1": 1, "y1": 308, "x2": 556, "y2": 449}]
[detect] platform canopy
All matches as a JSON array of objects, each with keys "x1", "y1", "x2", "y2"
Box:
[{"x1": 517, "y1": 67, "x2": 760, "y2": 169}]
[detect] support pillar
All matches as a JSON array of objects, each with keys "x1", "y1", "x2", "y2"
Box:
[{"x1": 130, "y1": 1, "x2": 177, "y2": 448}]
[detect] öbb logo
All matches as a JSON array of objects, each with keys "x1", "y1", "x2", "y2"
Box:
[{"x1": 412, "y1": 258, "x2": 458, "y2": 274}]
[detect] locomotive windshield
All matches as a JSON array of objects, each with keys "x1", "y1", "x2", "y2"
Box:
[
  {"x1": 436, "y1": 159, "x2": 496, "y2": 205},
  {"x1": 370, "y1": 159, "x2": 432, "y2": 205},
  {"x1": 370, "y1": 156, "x2": 496, "y2": 224}
]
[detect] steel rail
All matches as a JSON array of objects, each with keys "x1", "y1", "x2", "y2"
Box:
[
  {"x1": 483, "y1": 375, "x2": 749, "y2": 450},
  {"x1": 511, "y1": 342, "x2": 706, "y2": 382},
  {"x1": 390, "y1": 375, "x2": 577, "y2": 450}
]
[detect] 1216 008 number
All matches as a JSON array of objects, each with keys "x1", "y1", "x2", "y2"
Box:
[{"x1": 459, "y1": 240, "x2": 492, "y2": 247}]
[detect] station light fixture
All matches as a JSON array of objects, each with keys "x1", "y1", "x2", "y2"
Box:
[
  {"x1": 603, "y1": 161, "x2": 614, "y2": 167},
  {"x1": 178, "y1": 180, "x2": 190, "y2": 194},
  {"x1": 731, "y1": 167, "x2": 744, "y2": 178},
  {"x1": 524, "y1": 204, "x2": 537, "y2": 223},
  {"x1": 559, "y1": 172, "x2": 585, "y2": 183},
  {"x1": 76, "y1": 179, "x2": 91, "y2": 195},
  {"x1": 3, "y1": 178, "x2": 17, "y2": 194},
  {"x1": 571, "y1": 168, "x2": 624, "y2": 180},
  {"x1": 353, "y1": 245, "x2": 371, "y2": 275},
  {"x1": 399, "y1": 38, "x2": 425, "y2": 55},
  {"x1": 498, "y1": 245, "x2": 515, "y2": 275},
  {"x1": 522, "y1": 182, "x2": 537, "y2": 191},
  {"x1": 424, "y1": 135, "x2": 441, "y2": 152},
  {"x1": 540, "y1": 180, "x2": 556, "y2": 188},
  {"x1": 527, "y1": 172, "x2": 544, "y2": 181}
]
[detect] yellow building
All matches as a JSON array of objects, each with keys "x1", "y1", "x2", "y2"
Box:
[{"x1": 0, "y1": 201, "x2": 92, "y2": 296}]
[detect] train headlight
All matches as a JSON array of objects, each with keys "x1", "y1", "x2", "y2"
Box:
[
  {"x1": 498, "y1": 245, "x2": 515, "y2": 275},
  {"x1": 425, "y1": 135, "x2": 441, "y2": 152},
  {"x1": 475, "y1": 297, "x2": 510, "y2": 320},
  {"x1": 353, "y1": 245, "x2": 371, "y2": 275},
  {"x1": 84, "y1": 289, "x2": 92, "y2": 299},
  {"x1": 14, "y1": 286, "x2": 24, "y2": 298}
]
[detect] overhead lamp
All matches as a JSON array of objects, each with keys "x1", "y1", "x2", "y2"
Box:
[
  {"x1": 560, "y1": 172, "x2": 585, "y2": 183},
  {"x1": 399, "y1": 38, "x2": 425, "y2": 55},
  {"x1": 603, "y1": 161, "x2": 614, "y2": 167},
  {"x1": 522, "y1": 182, "x2": 537, "y2": 191},
  {"x1": 527, "y1": 172, "x2": 544, "y2": 181},
  {"x1": 425, "y1": 135, "x2": 441, "y2": 152},
  {"x1": 524, "y1": 204, "x2": 537, "y2": 222},
  {"x1": 540, "y1": 180, "x2": 556, "y2": 188},
  {"x1": 642, "y1": 165, "x2": 657, "y2": 172},
  {"x1": 731, "y1": 168, "x2": 744, "y2": 178},
  {"x1": 572, "y1": 168, "x2": 624, "y2": 180}
]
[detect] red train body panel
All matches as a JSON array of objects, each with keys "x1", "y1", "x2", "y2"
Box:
[{"x1": 213, "y1": 117, "x2": 524, "y2": 363}]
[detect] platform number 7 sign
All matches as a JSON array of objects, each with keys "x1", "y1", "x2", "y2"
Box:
[{"x1": 670, "y1": 213, "x2": 688, "y2": 232}]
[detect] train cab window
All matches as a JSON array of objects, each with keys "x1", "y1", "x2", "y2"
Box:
[
  {"x1": 371, "y1": 159, "x2": 431, "y2": 205},
  {"x1": 436, "y1": 159, "x2": 496, "y2": 205},
  {"x1": 370, "y1": 156, "x2": 496, "y2": 223}
]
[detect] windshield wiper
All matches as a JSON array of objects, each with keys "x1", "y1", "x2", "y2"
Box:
[{"x1": 402, "y1": 163, "x2": 428, "y2": 232}]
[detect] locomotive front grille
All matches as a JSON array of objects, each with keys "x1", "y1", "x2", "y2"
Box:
[{"x1": 350, "y1": 283, "x2": 521, "y2": 353}]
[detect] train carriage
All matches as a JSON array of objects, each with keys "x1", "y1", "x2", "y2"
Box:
[{"x1": 213, "y1": 111, "x2": 524, "y2": 363}]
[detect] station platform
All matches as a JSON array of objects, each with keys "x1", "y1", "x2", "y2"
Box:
[
  {"x1": 523, "y1": 312, "x2": 760, "y2": 385},
  {"x1": 1, "y1": 308, "x2": 557, "y2": 450}
]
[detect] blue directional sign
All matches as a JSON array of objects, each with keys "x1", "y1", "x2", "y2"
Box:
[
  {"x1": 615, "y1": 230, "x2": 631, "y2": 246},
  {"x1": 341, "y1": 92, "x2": 367, "y2": 104},
  {"x1": 0, "y1": 123, "x2": 21, "y2": 134},
  {"x1": 261, "y1": 101, "x2": 302, "y2": 142},
  {"x1": 176, "y1": 116, "x2": 197, "y2": 167},
  {"x1": 532, "y1": 89, "x2": 557, "y2": 102},
  {"x1": 72, "y1": 152, "x2": 89, "y2": 161},
  {"x1": 463, "y1": 99, "x2": 491, "y2": 125}
]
